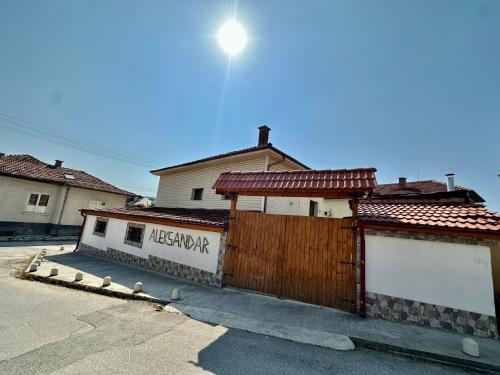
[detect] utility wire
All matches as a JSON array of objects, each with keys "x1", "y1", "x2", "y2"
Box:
[
  {"x1": 0, "y1": 112, "x2": 160, "y2": 164},
  {"x1": 0, "y1": 112, "x2": 163, "y2": 167}
]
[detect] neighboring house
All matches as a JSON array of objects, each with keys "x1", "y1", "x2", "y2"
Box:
[
  {"x1": 373, "y1": 176, "x2": 485, "y2": 203},
  {"x1": 0, "y1": 153, "x2": 133, "y2": 237},
  {"x1": 127, "y1": 196, "x2": 154, "y2": 208}
]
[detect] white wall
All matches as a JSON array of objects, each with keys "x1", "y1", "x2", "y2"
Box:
[
  {"x1": 321, "y1": 199, "x2": 352, "y2": 218},
  {"x1": 155, "y1": 154, "x2": 267, "y2": 211},
  {"x1": 366, "y1": 235, "x2": 496, "y2": 316},
  {"x1": 0, "y1": 176, "x2": 64, "y2": 223},
  {"x1": 61, "y1": 187, "x2": 127, "y2": 225},
  {"x1": 81, "y1": 215, "x2": 222, "y2": 273},
  {"x1": 0, "y1": 176, "x2": 128, "y2": 226}
]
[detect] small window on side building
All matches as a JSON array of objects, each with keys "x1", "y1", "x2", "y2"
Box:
[
  {"x1": 89, "y1": 200, "x2": 105, "y2": 209},
  {"x1": 124, "y1": 222, "x2": 145, "y2": 248},
  {"x1": 191, "y1": 188, "x2": 204, "y2": 200},
  {"x1": 93, "y1": 217, "x2": 108, "y2": 237},
  {"x1": 26, "y1": 193, "x2": 50, "y2": 214}
]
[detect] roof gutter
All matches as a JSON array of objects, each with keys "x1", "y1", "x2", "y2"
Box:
[
  {"x1": 75, "y1": 210, "x2": 87, "y2": 252},
  {"x1": 54, "y1": 185, "x2": 70, "y2": 236}
]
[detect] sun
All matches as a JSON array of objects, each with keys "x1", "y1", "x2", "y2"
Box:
[{"x1": 217, "y1": 20, "x2": 247, "y2": 56}]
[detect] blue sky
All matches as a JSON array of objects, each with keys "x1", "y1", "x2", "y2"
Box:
[{"x1": 1, "y1": 0, "x2": 499, "y2": 209}]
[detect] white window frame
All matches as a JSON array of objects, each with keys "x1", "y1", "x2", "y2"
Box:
[
  {"x1": 25, "y1": 192, "x2": 50, "y2": 215},
  {"x1": 93, "y1": 217, "x2": 109, "y2": 237},
  {"x1": 89, "y1": 200, "x2": 105, "y2": 209}
]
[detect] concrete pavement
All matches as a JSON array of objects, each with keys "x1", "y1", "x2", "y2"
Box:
[
  {"x1": 17, "y1": 245, "x2": 500, "y2": 372},
  {"x1": 0, "y1": 243, "x2": 475, "y2": 374}
]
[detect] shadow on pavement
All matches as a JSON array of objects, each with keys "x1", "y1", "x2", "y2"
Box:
[{"x1": 45, "y1": 251, "x2": 203, "y2": 300}]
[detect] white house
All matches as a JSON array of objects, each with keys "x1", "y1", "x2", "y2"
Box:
[
  {"x1": 0, "y1": 153, "x2": 133, "y2": 238},
  {"x1": 76, "y1": 126, "x2": 499, "y2": 338}
]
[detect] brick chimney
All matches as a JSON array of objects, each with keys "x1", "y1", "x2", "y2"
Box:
[
  {"x1": 258, "y1": 125, "x2": 271, "y2": 147},
  {"x1": 54, "y1": 160, "x2": 63, "y2": 168},
  {"x1": 398, "y1": 177, "x2": 407, "y2": 188}
]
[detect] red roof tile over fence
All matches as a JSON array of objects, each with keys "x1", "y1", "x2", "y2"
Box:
[
  {"x1": 82, "y1": 207, "x2": 229, "y2": 230},
  {"x1": 213, "y1": 168, "x2": 377, "y2": 197},
  {"x1": 359, "y1": 202, "x2": 500, "y2": 236},
  {"x1": 0, "y1": 154, "x2": 133, "y2": 196}
]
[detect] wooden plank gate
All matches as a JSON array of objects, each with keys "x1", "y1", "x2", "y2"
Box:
[{"x1": 223, "y1": 211, "x2": 358, "y2": 312}]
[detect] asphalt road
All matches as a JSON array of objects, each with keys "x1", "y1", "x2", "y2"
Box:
[{"x1": 0, "y1": 243, "x2": 478, "y2": 375}]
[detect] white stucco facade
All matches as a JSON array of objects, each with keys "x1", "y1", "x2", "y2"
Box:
[
  {"x1": 365, "y1": 234, "x2": 496, "y2": 316},
  {"x1": 81, "y1": 215, "x2": 222, "y2": 273},
  {"x1": 0, "y1": 175, "x2": 128, "y2": 235}
]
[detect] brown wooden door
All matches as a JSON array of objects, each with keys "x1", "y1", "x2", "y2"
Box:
[{"x1": 223, "y1": 211, "x2": 357, "y2": 312}]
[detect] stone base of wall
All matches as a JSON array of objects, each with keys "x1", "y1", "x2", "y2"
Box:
[
  {"x1": 0, "y1": 221, "x2": 80, "y2": 237},
  {"x1": 78, "y1": 235, "x2": 226, "y2": 287},
  {"x1": 366, "y1": 291, "x2": 498, "y2": 339}
]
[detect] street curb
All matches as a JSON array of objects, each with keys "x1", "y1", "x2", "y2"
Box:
[
  {"x1": 17, "y1": 254, "x2": 499, "y2": 372},
  {"x1": 351, "y1": 337, "x2": 500, "y2": 374},
  {"x1": 21, "y1": 272, "x2": 169, "y2": 306}
]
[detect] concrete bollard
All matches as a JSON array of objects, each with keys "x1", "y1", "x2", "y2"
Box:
[
  {"x1": 28, "y1": 263, "x2": 38, "y2": 272},
  {"x1": 41, "y1": 249, "x2": 47, "y2": 254},
  {"x1": 171, "y1": 288, "x2": 181, "y2": 300},
  {"x1": 463, "y1": 338, "x2": 480, "y2": 357},
  {"x1": 49, "y1": 268, "x2": 58, "y2": 277},
  {"x1": 34, "y1": 259, "x2": 41, "y2": 266},
  {"x1": 74, "y1": 272, "x2": 84, "y2": 282},
  {"x1": 102, "y1": 276, "x2": 111, "y2": 287},
  {"x1": 133, "y1": 282, "x2": 143, "y2": 293},
  {"x1": 59, "y1": 246, "x2": 64, "y2": 251}
]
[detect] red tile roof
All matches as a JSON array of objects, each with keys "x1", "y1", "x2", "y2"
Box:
[
  {"x1": 150, "y1": 144, "x2": 309, "y2": 174},
  {"x1": 83, "y1": 207, "x2": 229, "y2": 228},
  {"x1": 359, "y1": 202, "x2": 500, "y2": 236},
  {"x1": 373, "y1": 180, "x2": 485, "y2": 204},
  {"x1": 213, "y1": 168, "x2": 377, "y2": 197},
  {"x1": 0, "y1": 154, "x2": 133, "y2": 196},
  {"x1": 374, "y1": 180, "x2": 465, "y2": 195}
]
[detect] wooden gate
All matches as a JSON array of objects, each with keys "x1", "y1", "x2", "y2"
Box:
[{"x1": 223, "y1": 211, "x2": 357, "y2": 312}]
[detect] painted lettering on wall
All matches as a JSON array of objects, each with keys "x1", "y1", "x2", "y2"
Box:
[{"x1": 149, "y1": 228, "x2": 210, "y2": 254}]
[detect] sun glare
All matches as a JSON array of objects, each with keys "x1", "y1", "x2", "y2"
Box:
[{"x1": 217, "y1": 20, "x2": 247, "y2": 56}]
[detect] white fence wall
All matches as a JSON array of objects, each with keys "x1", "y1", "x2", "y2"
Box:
[
  {"x1": 81, "y1": 215, "x2": 222, "y2": 273},
  {"x1": 365, "y1": 235, "x2": 496, "y2": 316}
]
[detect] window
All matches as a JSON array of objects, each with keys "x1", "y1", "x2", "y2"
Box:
[
  {"x1": 191, "y1": 188, "x2": 204, "y2": 201},
  {"x1": 309, "y1": 200, "x2": 318, "y2": 217},
  {"x1": 124, "y1": 222, "x2": 145, "y2": 248},
  {"x1": 26, "y1": 193, "x2": 50, "y2": 214},
  {"x1": 89, "y1": 200, "x2": 105, "y2": 209},
  {"x1": 64, "y1": 174, "x2": 75, "y2": 180},
  {"x1": 93, "y1": 217, "x2": 108, "y2": 237}
]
